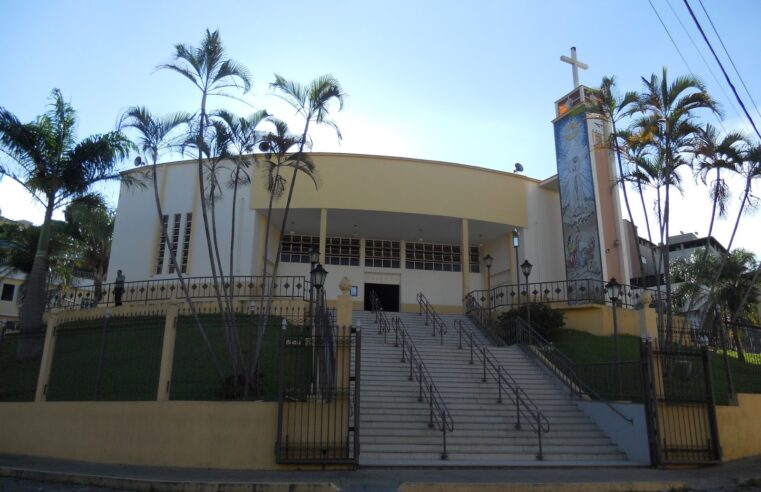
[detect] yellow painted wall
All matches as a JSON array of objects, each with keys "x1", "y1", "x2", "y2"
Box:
[
  {"x1": 0, "y1": 402, "x2": 287, "y2": 469},
  {"x1": 717, "y1": 393, "x2": 761, "y2": 461},
  {"x1": 250, "y1": 153, "x2": 531, "y2": 227},
  {"x1": 560, "y1": 305, "x2": 657, "y2": 338}
]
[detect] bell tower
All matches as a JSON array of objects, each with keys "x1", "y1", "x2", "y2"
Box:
[{"x1": 553, "y1": 48, "x2": 631, "y2": 296}]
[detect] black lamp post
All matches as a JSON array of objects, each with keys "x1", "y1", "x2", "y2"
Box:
[
  {"x1": 521, "y1": 260, "x2": 533, "y2": 345},
  {"x1": 484, "y1": 253, "x2": 493, "y2": 313},
  {"x1": 513, "y1": 230, "x2": 520, "y2": 307},
  {"x1": 606, "y1": 277, "x2": 623, "y2": 400},
  {"x1": 307, "y1": 245, "x2": 320, "y2": 328}
]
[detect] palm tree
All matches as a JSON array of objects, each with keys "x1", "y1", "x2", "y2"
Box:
[
  {"x1": 63, "y1": 195, "x2": 113, "y2": 303},
  {"x1": 633, "y1": 68, "x2": 720, "y2": 337},
  {"x1": 0, "y1": 89, "x2": 131, "y2": 348},
  {"x1": 118, "y1": 106, "x2": 225, "y2": 379},
  {"x1": 250, "y1": 76, "x2": 344, "y2": 375},
  {"x1": 159, "y1": 29, "x2": 252, "y2": 378}
]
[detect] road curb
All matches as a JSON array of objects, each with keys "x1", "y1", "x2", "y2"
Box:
[
  {"x1": 0, "y1": 466, "x2": 339, "y2": 492},
  {"x1": 399, "y1": 482, "x2": 691, "y2": 492}
]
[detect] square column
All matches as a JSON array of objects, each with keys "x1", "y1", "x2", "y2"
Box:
[
  {"x1": 319, "y1": 208, "x2": 327, "y2": 265},
  {"x1": 461, "y1": 218, "x2": 470, "y2": 300}
]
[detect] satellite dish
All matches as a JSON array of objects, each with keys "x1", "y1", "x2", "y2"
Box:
[
  {"x1": 513, "y1": 162, "x2": 524, "y2": 173},
  {"x1": 134, "y1": 156, "x2": 144, "y2": 167}
]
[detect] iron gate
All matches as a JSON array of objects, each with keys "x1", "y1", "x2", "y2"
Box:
[
  {"x1": 641, "y1": 339, "x2": 721, "y2": 465},
  {"x1": 275, "y1": 322, "x2": 361, "y2": 465}
]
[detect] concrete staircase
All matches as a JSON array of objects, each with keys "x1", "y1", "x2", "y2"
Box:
[{"x1": 353, "y1": 310, "x2": 634, "y2": 467}]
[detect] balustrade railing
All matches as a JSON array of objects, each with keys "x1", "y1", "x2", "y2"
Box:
[
  {"x1": 453, "y1": 319, "x2": 550, "y2": 459},
  {"x1": 468, "y1": 279, "x2": 655, "y2": 312},
  {"x1": 45, "y1": 275, "x2": 311, "y2": 311},
  {"x1": 462, "y1": 293, "x2": 504, "y2": 346}
]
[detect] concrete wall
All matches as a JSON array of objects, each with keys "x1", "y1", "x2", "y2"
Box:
[
  {"x1": 717, "y1": 393, "x2": 761, "y2": 461},
  {"x1": 576, "y1": 401, "x2": 650, "y2": 464},
  {"x1": 560, "y1": 305, "x2": 657, "y2": 338},
  {"x1": 0, "y1": 401, "x2": 287, "y2": 470}
]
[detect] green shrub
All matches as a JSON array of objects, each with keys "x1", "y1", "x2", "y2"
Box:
[{"x1": 499, "y1": 303, "x2": 565, "y2": 341}]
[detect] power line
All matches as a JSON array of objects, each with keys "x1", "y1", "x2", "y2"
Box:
[
  {"x1": 647, "y1": 0, "x2": 694, "y2": 75},
  {"x1": 682, "y1": 0, "x2": 761, "y2": 141},
  {"x1": 664, "y1": 0, "x2": 742, "y2": 131},
  {"x1": 698, "y1": 0, "x2": 761, "y2": 123}
]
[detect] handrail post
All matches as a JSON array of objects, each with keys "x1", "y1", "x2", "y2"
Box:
[
  {"x1": 469, "y1": 331, "x2": 474, "y2": 365},
  {"x1": 482, "y1": 346, "x2": 487, "y2": 382},
  {"x1": 497, "y1": 365, "x2": 503, "y2": 403},
  {"x1": 441, "y1": 410, "x2": 448, "y2": 460},
  {"x1": 515, "y1": 391, "x2": 522, "y2": 429},
  {"x1": 428, "y1": 384, "x2": 434, "y2": 427},
  {"x1": 458, "y1": 324, "x2": 463, "y2": 350},
  {"x1": 409, "y1": 346, "x2": 414, "y2": 380},
  {"x1": 401, "y1": 333, "x2": 406, "y2": 363},
  {"x1": 418, "y1": 363, "x2": 423, "y2": 401},
  {"x1": 536, "y1": 413, "x2": 544, "y2": 460},
  {"x1": 440, "y1": 322, "x2": 444, "y2": 345}
]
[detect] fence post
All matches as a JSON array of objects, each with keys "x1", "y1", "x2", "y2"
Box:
[
  {"x1": 34, "y1": 315, "x2": 59, "y2": 402},
  {"x1": 157, "y1": 304, "x2": 180, "y2": 401},
  {"x1": 702, "y1": 345, "x2": 723, "y2": 462}
]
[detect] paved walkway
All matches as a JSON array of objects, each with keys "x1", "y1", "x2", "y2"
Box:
[{"x1": 1, "y1": 453, "x2": 760, "y2": 491}]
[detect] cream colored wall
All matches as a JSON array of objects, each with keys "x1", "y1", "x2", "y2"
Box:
[
  {"x1": 717, "y1": 393, "x2": 761, "y2": 461},
  {"x1": 0, "y1": 276, "x2": 23, "y2": 321},
  {"x1": 525, "y1": 185, "x2": 565, "y2": 284},
  {"x1": 251, "y1": 154, "x2": 531, "y2": 226}
]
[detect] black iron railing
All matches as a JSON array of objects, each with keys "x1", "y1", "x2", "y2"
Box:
[
  {"x1": 369, "y1": 290, "x2": 453, "y2": 459},
  {"x1": 392, "y1": 316, "x2": 454, "y2": 459},
  {"x1": 453, "y1": 319, "x2": 550, "y2": 459},
  {"x1": 469, "y1": 279, "x2": 655, "y2": 311},
  {"x1": 45, "y1": 275, "x2": 311, "y2": 310},
  {"x1": 462, "y1": 293, "x2": 505, "y2": 346},
  {"x1": 503, "y1": 315, "x2": 636, "y2": 423},
  {"x1": 416, "y1": 293, "x2": 448, "y2": 345}
]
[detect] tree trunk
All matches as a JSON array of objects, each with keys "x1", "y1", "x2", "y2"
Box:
[{"x1": 17, "y1": 195, "x2": 56, "y2": 359}]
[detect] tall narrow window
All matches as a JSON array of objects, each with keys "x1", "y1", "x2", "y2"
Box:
[
  {"x1": 469, "y1": 246, "x2": 481, "y2": 273},
  {"x1": 1, "y1": 284, "x2": 15, "y2": 302},
  {"x1": 181, "y1": 213, "x2": 193, "y2": 274},
  {"x1": 168, "y1": 213, "x2": 181, "y2": 273},
  {"x1": 155, "y1": 214, "x2": 169, "y2": 274}
]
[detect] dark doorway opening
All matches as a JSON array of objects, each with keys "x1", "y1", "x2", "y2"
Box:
[{"x1": 364, "y1": 283, "x2": 400, "y2": 312}]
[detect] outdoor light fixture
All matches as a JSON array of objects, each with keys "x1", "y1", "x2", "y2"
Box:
[
  {"x1": 484, "y1": 254, "x2": 494, "y2": 269},
  {"x1": 309, "y1": 245, "x2": 320, "y2": 265},
  {"x1": 520, "y1": 259, "x2": 533, "y2": 279},
  {"x1": 513, "y1": 229, "x2": 521, "y2": 305},
  {"x1": 605, "y1": 277, "x2": 622, "y2": 302},
  {"x1": 311, "y1": 263, "x2": 328, "y2": 291}
]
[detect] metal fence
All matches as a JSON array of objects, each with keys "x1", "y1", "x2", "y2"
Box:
[
  {"x1": 469, "y1": 279, "x2": 655, "y2": 311},
  {"x1": 0, "y1": 327, "x2": 45, "y2": 401},
  {"x1": 276, "y1": 324, "x2": 361, "y2": 465},
  {"x1": 46, "y1": 311, "x2": 165, "y2": 401},
  {"x1": 46, "y1": 275, "x2": 311, "y2": 310}
]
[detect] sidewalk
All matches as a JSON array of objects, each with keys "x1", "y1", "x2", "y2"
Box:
[{"x1": 1, "y1": 453, "x2": 760, "y2": 492}]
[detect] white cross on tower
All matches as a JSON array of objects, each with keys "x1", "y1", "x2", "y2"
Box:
[{"x1": 560, "y1": 46, "x2": 588, "y2": 89}]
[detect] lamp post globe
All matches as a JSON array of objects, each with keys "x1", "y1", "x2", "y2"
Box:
[
  {"x1": 484, "y1": 254, "x2": 494, "y2": 312},
  {"x1": 513, "y1": 230, "x2": 520, "y2": 307}
]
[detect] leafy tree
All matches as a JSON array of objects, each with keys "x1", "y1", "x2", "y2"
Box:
[{"x1": 0, "y1": 89, "x2": 131, "y2": 347}]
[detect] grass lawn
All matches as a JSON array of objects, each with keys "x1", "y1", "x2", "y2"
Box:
[
  {"x1": 170, "y1": 314, "x2": 311, "y2": 401},
  {"x1": 46, "y1": 316, "x2": 165, "y2": 401},
  {"x1": 550, "y1": 329, "x2": 644, "y2": 402},
  {"x1": 0, "y1": 332, "x2": 45, "y2": 402}
]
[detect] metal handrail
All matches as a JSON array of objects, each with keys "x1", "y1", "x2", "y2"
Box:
[
  {"x1": 393, "y1": 316, "x2": 454, "y2": 460},
  {"x1": 504, "y1": 315, "x2": 635, "y2": 425},
  {"x1": 367, "y1": 290, "x2": 453, "y2": 459},
  {"x1": 416, "y1": 292, "x2": 448, "y2": 345},
  {"x1": 463, "y1": 293, "x2": 505, "y2": 346},
  {"x1": 453, "y1": 319, "x2": 550, "y2": 460},
  {"x1": 467, "y1": 278, "x2": 657, "y2": 311},
  {"x1": 368, "y1": 290, "x2": 392, "y2": 343}
]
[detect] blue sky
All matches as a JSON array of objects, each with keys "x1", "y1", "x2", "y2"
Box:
[{"x1": 1, "y1": 0, "x2": 760, "y2": 255}]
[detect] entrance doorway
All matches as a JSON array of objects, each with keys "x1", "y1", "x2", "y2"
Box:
[{"x1": 364, "y1": 283, "x2": 400, "y2": 312}]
